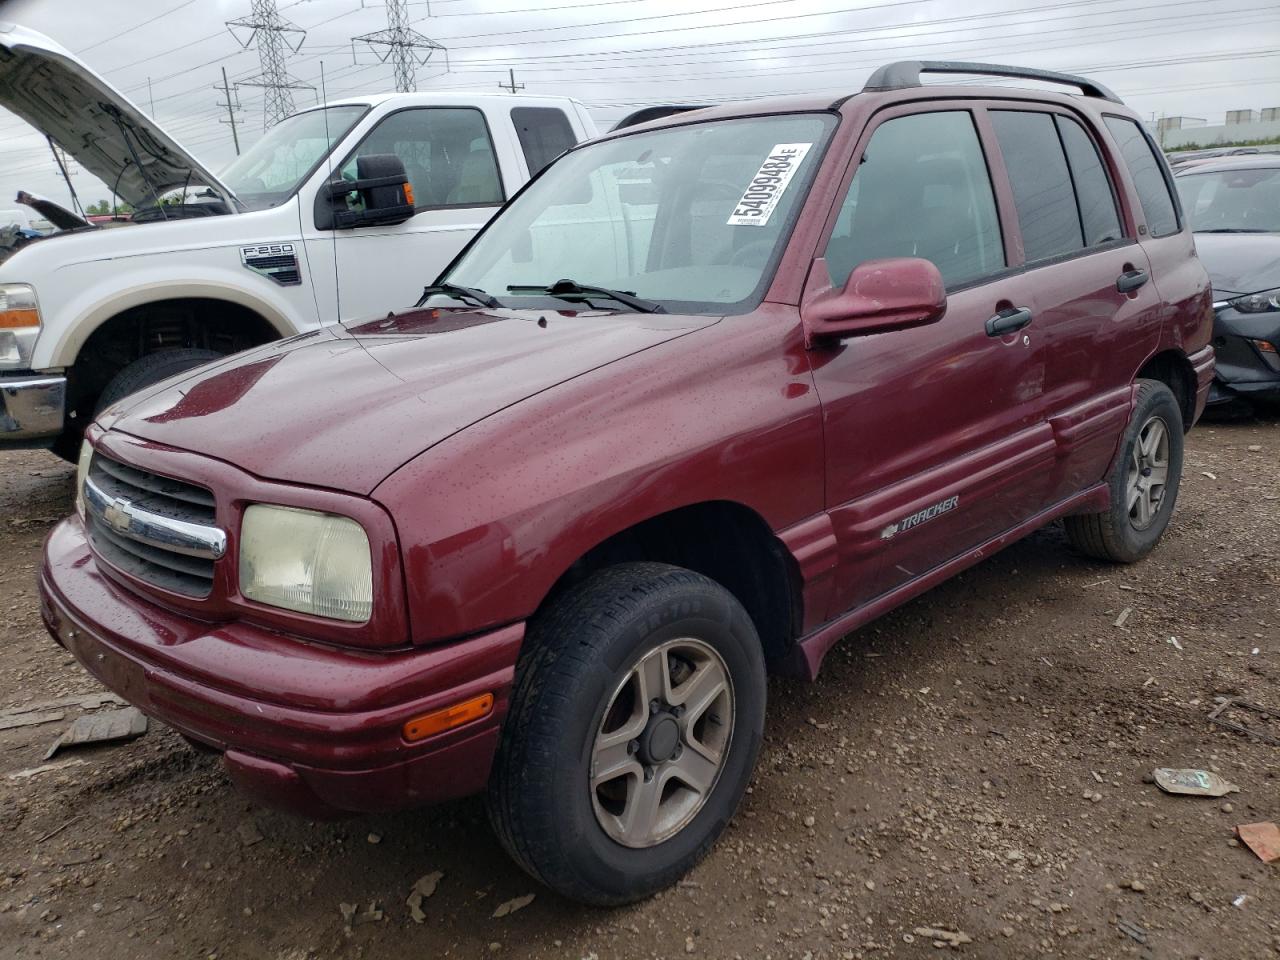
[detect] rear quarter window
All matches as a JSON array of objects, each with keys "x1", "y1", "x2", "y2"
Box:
[{"x1": 1104, "y1": 116, "x2": 1180, "y2": 238}]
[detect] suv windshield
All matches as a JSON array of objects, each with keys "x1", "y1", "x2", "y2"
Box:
[
  {"x1": 1175, "y1": 165, "x2": 1280, "y2": 233},
  {"x1": 444, "y1": 113, "x2": 836, "y2": 313},
  {"x1": 221, "y1": 105, "x2": 368, "y2": 211}
]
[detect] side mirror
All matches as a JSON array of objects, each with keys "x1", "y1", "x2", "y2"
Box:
[
  {"x1": 315, "y1": 153, "x2": 416, "y2": 230},
  {"x1": 801, "y1": 257, "x2": 947, "y2": 345}
]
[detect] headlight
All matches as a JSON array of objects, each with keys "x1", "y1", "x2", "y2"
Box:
[
  {"x1": 0, "y1": 282, "x2": 41, "y2": 368},
  {"x1": 1227, "y1": 288, "x2": 1280, "y2": 313},
  {"x1": 74, "y1": 439, "x2": 93, "y2": 520},
  {"x1": 239, "y1": 504, "x2": 373, "y2": 622}
]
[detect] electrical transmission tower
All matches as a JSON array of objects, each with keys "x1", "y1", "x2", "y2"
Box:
[
  {"x1": 352, "y1": 0, "x2": 446, "y2": 93},
  {"x1": 227, "y1": 0, "x2": 312, "y2": 128}
]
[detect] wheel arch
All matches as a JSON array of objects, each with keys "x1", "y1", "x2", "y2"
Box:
[
  {"x1": 1136, "y1": 349, "x2": 1196, "y2": 431},
  {"x1": 536, "y1": 499, "x2": 804, "y2": 668},
  {"x1": 52, "y1": 282, "x2": 295, "y2": 370},
  {"x1": 57, "y1": 287, "x2": 294, "y2": 423}
]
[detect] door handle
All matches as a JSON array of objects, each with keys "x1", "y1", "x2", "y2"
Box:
[
  {"x1": 1116, "y1": 269, "x2": 1149, "y2": 293},
  {"x1": 985, "y1": 306, "x2": 1033, "y2": 337}
]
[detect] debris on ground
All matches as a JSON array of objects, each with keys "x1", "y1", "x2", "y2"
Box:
[
  {"x1": 492, "y1": 893, "x2": 536, "y2": 918},
  {"x1": 7, "y1": 757, "x2": 86, "y2": 780},
  {"x1": 367, "y1": 832, "x2": 382, "y2": 844},
  {"x1": 1208, "y1": 698, "x2": 1280, "y2": 746},
  {"x1": 1233, "y1": 894, "x2": 1249, "y2": 908},
  {"x1": 43, "y1": 706, "x2": 148, "y2": 759},
  {"x1": 406, "y1": 871, "x2": 443, "y2": 924},
  {"x1": 1113, "y1": 607, "x2": 1133, "y2": 628},
  {"x1": 1167, "y1": 636, "x2": 1183, "y2": 651},
  {"x1": 236, "y1": 819, "x2": 264, "y2": 847},
  {"x1": 1116, "y1": 917, "x2": 1147, "y2": 944},
  {"x1": 1235, "y1": 822, "x2": 1280, "y2": 863},
  {"x1": 912, "y1": 926, "x2": 972, "y2": 947},
  {"x1": 1153, "y1": 768, "x2": 1240, "y2": 797},
  {"x1": 0, "y1": 709, "x2": 65, "y2": 731},
  {"x1": 341, "y1": 900, "x2": 383, "y2": 927}
]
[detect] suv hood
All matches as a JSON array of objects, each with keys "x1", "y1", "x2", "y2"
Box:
[
  {"x1": 1194, "y1": 232, "x2": 1280, "y2": 298},
  {"x1": 0, "y1": 22, "x2": 233, "y2": 209},
  {"x1": 99, "y1": 307, "x2": 717, "y2": 495}
]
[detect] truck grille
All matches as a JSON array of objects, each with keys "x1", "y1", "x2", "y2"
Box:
[{"x1": 83, "y1": 451, "x2": 224, "y2": 598}]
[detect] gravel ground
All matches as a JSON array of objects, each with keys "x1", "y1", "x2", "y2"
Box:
[{"x1": 0, "y1": 413, "x2": 1277, "y2": 960}]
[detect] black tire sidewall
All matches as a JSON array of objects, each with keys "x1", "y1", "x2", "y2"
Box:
[
  {"x1": 1106, "y1": 381, "x2": 1184, "y2": 560},
  {"x1": 515, "y1": 568, "x2": 765, "y2": 902},
  {"x1": 95, "y1": 348, "x2": 223, "y2": 414}
]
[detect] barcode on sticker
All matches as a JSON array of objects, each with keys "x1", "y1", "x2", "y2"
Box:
[{"x1": 726, "y1": 142, "x2": 813, "y2": 227}]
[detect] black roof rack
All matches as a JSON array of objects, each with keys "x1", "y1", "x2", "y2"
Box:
[
  {"x1": 862, "y1": 60, "x2": 1122, "y2": 103},
  {"x1": 614, "y1": 105, "x2": 713, "y2": 130}
]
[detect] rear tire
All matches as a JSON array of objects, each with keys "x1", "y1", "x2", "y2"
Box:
[
  {"x1": 1064, "y1": 379, "x2": 1183, "y2": 563},
  {"x1": 94, "y1": 348, "x2": 223, "y2": 415},
  {"x1": 486, "y1": 562, "x2": 766, "y2": 906}
]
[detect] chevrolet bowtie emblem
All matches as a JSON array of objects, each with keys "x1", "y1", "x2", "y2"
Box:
[{"x1": 102, "y1": 498, "x2": 130, "y2": 534}]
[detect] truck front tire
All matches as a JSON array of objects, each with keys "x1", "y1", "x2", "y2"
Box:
[
  {"x1": 487, "y1": 562, "x2": 766, "y2": 905},
  {"x1": 94, "y1": 348, "x2": 224, "y2": 415}
]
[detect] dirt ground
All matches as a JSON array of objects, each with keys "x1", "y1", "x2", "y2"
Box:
[{"x1": 0, "y1": 414, "x2": 1277, "y2": 960}]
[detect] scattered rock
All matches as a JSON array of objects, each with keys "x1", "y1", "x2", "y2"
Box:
[
  {"x1": 912, "y1": 926, "x2": 971, "y2": 947},
  {"x1": 492, "y1": 893, "x2": 535, "y2": 919},
  {"x1": 237, "y1": 820, "x2": 264, "y2": 847},
  {"x1": 406, "y1": 871, "x2": 443, "y2": 924}
]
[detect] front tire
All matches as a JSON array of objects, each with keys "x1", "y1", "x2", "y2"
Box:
[
  {"x1": 94, "y1": 348, "x2": 223, "y2": 415},
  {"x1": 1064, "y1": 379, "x2": 1184, "y2": 563},
  {"x1": 487, "y1": 562, "x2": 766, "y2": 905}
]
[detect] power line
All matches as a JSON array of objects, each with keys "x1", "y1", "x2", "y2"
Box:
[
  {"x1": 351, "y1": 0, "x2": 447, "y2": 93},
  {"x1": 226, "y1": 0, "x2": 313, "y2": 127}
]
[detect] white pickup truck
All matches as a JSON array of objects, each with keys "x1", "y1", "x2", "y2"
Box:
[{"x1": 0, "y1": 22, "x2": 600, "y2": 457}]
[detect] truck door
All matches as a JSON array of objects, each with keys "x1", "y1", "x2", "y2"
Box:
[{"x1": 303, "y1": 106, "x2": 513, "y2": 322}]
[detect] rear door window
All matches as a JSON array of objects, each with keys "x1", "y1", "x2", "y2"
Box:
[
  {"x1": 511, "y1": 107, "x2": 578, "y2": 176},
  {"x1": 1055, "y1": 115, "x2": 1123, "y2": 246},
  {"x1": 990, "y1": 111, "x2": 1083, "y2": 262},
  {"x1": 1104, "y1": 116, "x2": 1180, "y2": 237},
  {"x1": 339, "y1": 107, "x2": 504, "y2": 210},
  {"x1": 825, "y1": 111, "x2": 1005, "y2": 288}
]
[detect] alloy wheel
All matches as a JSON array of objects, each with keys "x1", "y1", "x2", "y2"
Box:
[
  {"x1": 1126, "y1": 414, "x2": 1170, "y2": 531},
  {"x1": 590, "y1": 638, "x2": 734, "y2": 848}
]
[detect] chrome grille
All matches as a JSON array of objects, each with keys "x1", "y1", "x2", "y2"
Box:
[{"x1": 84, "y1": 451, "x2": 223, "y2": 597}]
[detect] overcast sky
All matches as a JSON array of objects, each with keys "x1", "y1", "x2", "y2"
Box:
[{"x1": 1, "y1": 0, "x2": 1278, "y2": 206}]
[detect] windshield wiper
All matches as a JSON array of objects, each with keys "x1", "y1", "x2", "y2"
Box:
[
  {"x1": 1196, "y1": 228, "x2": 1272, "y2": 234},
  {"x1": 415, "y1": 282, "x2": 502, "y2": 309},
  {"x1": 507, "y1": 278, "x2": 666, "y2": 314}
]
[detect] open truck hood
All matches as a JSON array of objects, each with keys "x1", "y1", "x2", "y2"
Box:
[{"x1": 0, "y1": 21, "x2": 234, "y2": 209}]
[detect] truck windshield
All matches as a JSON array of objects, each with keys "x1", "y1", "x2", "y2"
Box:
[
  {"x1": 1176, "y1": 166, "x2": 1280, "y2": 233},
  {"x1": 221, "y1": 105, "x2": 368, "y2": 211},
  {"x1": 444, "y1": 113, "x2": 836, "y2": 314}
]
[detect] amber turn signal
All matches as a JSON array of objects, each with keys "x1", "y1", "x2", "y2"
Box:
[
  {"x1": 403, "y1": 692, "x2": 493, "y2": 742},
  {"x1": 403, "y1": 182, "x2": 415, "y2": 206},
  {"x1": 0, "y1": 308, "x2": 39, "y2": 328}
]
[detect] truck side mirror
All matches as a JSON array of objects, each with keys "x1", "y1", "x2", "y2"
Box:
[
  {"x1": 314, "y1": 154, "x2": 416, "y2": 230},
  {"x1": 801, "y1": 256, "x2": 947, "y2": 346}
]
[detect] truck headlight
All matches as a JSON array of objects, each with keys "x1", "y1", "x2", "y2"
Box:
[
  {"x1": 0, "y1": 283, "x2": 41, "y2": 368},
  {"x1": 1227, "y1": 288, "x2": 1280, "y2": 313},
  {"x1": 239, "y1": 504, "x2": 373, "y2": 622},
  {"x1": 74, "y1": 439, "x2": 93, "y2": 520}
]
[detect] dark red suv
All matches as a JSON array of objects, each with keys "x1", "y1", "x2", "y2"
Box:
[{"x1": 41, "y1": 62, "x2": 1214, "y2": 905}]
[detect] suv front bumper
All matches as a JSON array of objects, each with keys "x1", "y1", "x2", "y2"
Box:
[
  {"x1": 40, "y1": 516, "x2": 522, "y2": 818},
  {"x1": 1, "y1": 373, "x2": 65, "y2": 446}
]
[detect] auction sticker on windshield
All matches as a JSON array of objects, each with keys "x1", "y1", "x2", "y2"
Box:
[{"x1": 727, "y1": 143, "x2": 813, "y2": 227}]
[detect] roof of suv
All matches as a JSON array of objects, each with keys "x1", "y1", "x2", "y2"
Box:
[
  {"x1": 1173, "y1": 154, "x2": 1280, "y2": 175},
  {"x1": 601, "y1": 61, "x2": 1131, "y2": 138}
]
